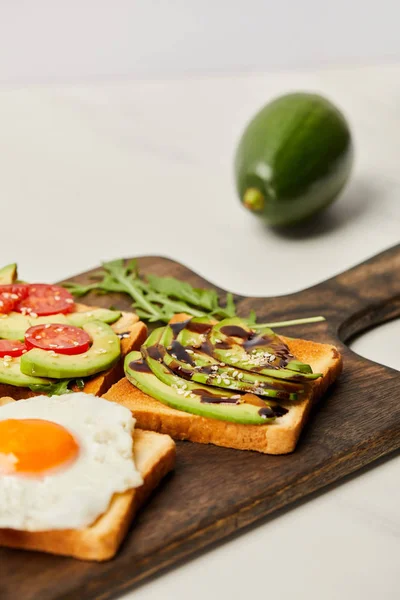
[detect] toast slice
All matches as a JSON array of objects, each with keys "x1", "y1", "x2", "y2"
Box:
[
  {"x1": 0, "y1": 422, "x2": 176, "y2": 561},
  {"x1": 0, "y1": 303, "x2": 147, "y2": 400},
  {"x1": 103, "y1": 335, "x2": 342, "y2": 454}
]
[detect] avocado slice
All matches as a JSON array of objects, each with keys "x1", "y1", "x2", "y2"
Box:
[
  {"x1": 125, "y1": 351, "x2": 285, "y2": 425},
  {"x1": 209, "y1": 318, "x2": 321, "y2": 381},
  {"x1": 0, "y1": 356, "x2": 54, "y2": 388},
  {"x1": 0, "y1": 263, "x2": 17, "y2": 285},
  {"x1": 171, "y1": 316, "x2": 320, "y2": 381},
  {"x1": 0, "y1": 308, "x2": 122, "y2": 341},
  {"x1": 0, "y1": 312, "x2": 69, "y2": 341},
  {"x1": 154, "y1": 325, "x2": 303, "y2": 400},
  {"x1": 20, "y1": 321, "x2": 120, "y2": 379},
  {"x1": 66, "y1": 308, "x2": 121, "y2": 327}
]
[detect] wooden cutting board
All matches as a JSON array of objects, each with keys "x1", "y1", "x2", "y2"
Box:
[{"x1": 1, "y1": 245, "x2": 400, "y2": 600}]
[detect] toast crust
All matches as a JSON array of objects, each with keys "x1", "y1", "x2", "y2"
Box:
[
  {"x1": 104, "y1": 335, "x2": 342, "y2": 455},
  {"x1": 0, "y1": 303, "x2": 146, "y2": 400},
  {"x1": 0, "y1": 429, "x2": 176, "y2": 561}
]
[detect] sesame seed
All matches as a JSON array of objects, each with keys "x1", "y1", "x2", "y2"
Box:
[
  {"x1": 3, "y1": 355, "x2": 12, "y2": 362},
  {"x1": 48, "y1": 351, "x2": 58, "y2": 357},
  {"x1": 238, "y1": 372, "x2": 243, "y2": 379},
  {"x1": 94, "y1": 349, "x2": 107, "y2": 354},
  {"x1": 30, "y1": 312, "x2": 38, "y2": 318},
  {"x1": 65, "y1": 299, "x2": 74, "y2": 304},
  {"x1": 73, "y1": 341, "x2": 79, "y2": 346},
  {"x1": 35, "y1": 335, "x2": 42, "y2": 340},
  {"x1": 55, "y1": 327, "x2": 63, "y2": 333},
  {"x1": 44, "y1": 324, "x2": 51, "y2": 329},
  {"x1": 223, "y1": 378, "x2": 230, "y2": 385},
  {"x1": 216, "y1": 376, "x2": 222, "y2": 384},
  {"x1": 3, "y1": 361, "x2": 10, "y2": 368}
]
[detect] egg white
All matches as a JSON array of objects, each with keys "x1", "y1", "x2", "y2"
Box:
[{"x1": 0, "y1": 393, "x2": 143, "y2": 531}]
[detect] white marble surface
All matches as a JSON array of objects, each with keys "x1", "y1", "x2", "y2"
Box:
[{"x1": 0, "y1": 64, "x2": 399, "y2": 599}]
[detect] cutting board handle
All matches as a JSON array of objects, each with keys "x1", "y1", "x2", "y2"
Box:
[{"x1": 312, "y1": 244, "x2": 400, "y2": 341}]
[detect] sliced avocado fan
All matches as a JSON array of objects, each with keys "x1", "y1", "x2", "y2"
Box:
[
  {"x1": 147, "y1": 326, "x2": 304, "y2": 401},
  {"x1": 125, "y1": 351, "x2": 285, "y2": 425},
  {"x1": 173, "y1": 316, "x2": 321, "y2": 381},
  {"x1": 123, "y1": 315, "x2": 322, "y2": 426}
]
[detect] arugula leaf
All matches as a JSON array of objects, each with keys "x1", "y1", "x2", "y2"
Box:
[
  {"x1": 28, "y1": 379, "x2": 78, "y2": 396},
  {"x1": 62, "y1": 260, "x2": 324, "y2": 329},
  {"x1": 146, "y1": 275, "x2": 218, "y2": 311},
  {"x1": 247, "y1": 309, "x2": 257, "y2": 325}
]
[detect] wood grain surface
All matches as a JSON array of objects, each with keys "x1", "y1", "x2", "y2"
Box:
[{"x1": 1, "y1": 245, "x2": 400, "y2": 600}]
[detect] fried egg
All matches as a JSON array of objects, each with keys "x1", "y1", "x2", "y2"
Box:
[{"x1": 0, "y1": 393, "x2": 143, "y2": 531}]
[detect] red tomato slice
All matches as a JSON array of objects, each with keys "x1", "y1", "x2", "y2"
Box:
[
  {"x1": 0, "y1": 285, "x2": 30, "y2": 314},
  {"x1": 25, "y1": 324, "x2": 90, "y2": 355},
  {"x1": 0, "y1": 284, "x2": 30, "y2": 302},
  {"x1": 16, "y1": 284, "x2": 75, "y2": 316},
  {"x1": 0, "y1": 340, "x2": 27, "y2": 358},
  {"x1": 0, "y1": 294, "x2": 16, "y2": 314}
]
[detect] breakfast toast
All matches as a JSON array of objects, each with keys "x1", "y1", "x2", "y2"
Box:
[
  {"x1": 104, "y1": 333, "x2": 342, "y2": 455},
  {"x1": 0, "y1": 303, "x2": 147, "y2": 400},
  {"x1": 0, "y1": 396, "x2": 176, "y2": 561}
]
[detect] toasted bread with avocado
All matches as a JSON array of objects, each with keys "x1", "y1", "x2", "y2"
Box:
[
  {"x1": 0, "y1": 303, "x2": 147, "y2": 400},
  {"x1": 103, "y1": 316, "x2": 342, "y2": 454}
]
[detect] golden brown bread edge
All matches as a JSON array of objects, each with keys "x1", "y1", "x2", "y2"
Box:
[
  {"x1": 0, "y1": 303, "x2": 147, "y2": 400},
  {"x1": 103, "y1": 335, "x2": 343, "y2": 454},
  {"x1": 0, "y1": 427, "x2": 176, "y2": 561}
]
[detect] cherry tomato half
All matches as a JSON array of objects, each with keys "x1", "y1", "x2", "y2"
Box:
[
  {"x1": 0, "y1": 340, "x2": 27, "y2": 358},
  {"x1": 0, "y1": 284, "x2": 29, "y2": 302},
  {"x1": 25, "y1": 323, "x2": 90, "y2": 355},
  {"x1": 0, "y1": 285, "x2": 30, "y2": 314},
  {"x1": 16, "y1": 285, "x2": 75, "y2": 317}
]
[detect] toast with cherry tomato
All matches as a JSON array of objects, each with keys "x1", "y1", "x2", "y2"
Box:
[{"x1": 0, "y1": 264, "x2": 147, "y2": 399}]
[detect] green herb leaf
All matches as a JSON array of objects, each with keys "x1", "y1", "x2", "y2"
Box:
[
  {"x1": 62, "y1": 260, "x2": 324, "y2": 329},
  {"x1": 28, "y1": 378, "x2": 81, "y2": 396},
  {"x1": 146, "y1": 275, "x2": 218, "y2": 311},
  {"x1": 247, "y1": 309, "x2": 257, "y2": 325}
]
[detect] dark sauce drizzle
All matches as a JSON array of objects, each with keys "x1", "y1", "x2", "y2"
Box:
[{"x1": 128, "y1": 359, "x2": 152, "y2": 373}]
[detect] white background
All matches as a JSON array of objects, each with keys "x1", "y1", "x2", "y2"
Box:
[
  {"x1": 1, "y1": 0, "x2": 400, "y2": 82},
  {"x1": 0, "y1": 3, "x2": 399, "y2": 600}
]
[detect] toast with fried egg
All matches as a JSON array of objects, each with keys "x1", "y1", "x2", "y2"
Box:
[{"x1": 0, "y1": 396, "x2": 175, "y2": 561}]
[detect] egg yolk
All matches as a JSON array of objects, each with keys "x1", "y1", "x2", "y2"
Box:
[{"x1": 0, "y1": 419, "x2": 79, "y2": 475}]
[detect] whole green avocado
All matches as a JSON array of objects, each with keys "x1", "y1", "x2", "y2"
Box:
[{"x1": 234, "y1": 92, "x2": 353, "y2": 226}]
